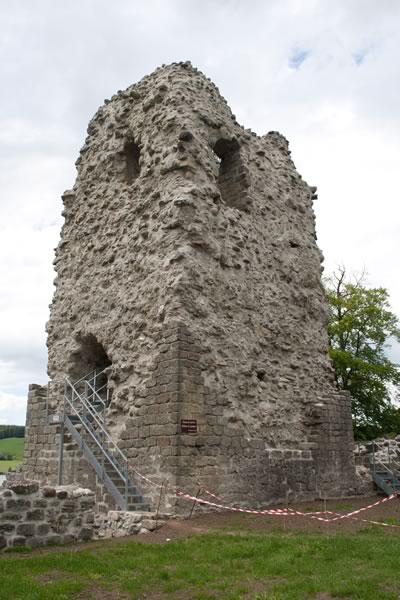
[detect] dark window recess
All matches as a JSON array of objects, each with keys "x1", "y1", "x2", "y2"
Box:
[
  {"x1": 213, "y1": 138, "x2": 250, "y2": 211},
  {"x1": 125, "y1": 141, "x2": 141, "y2": 183},
  {"x1": 69, "y1": 334, "x2": 111, "y2": 383},
  {"x1": 256, "y1": 369, "x2": 266, "y2": 382}
]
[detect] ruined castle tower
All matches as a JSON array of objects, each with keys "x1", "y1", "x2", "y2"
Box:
[{"x1": 22, "y1": 62, "x2": 355, "y2": 510}]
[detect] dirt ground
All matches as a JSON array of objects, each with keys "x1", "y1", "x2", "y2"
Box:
[
  {"x1": 137, "y1": 494, "x2": 400, "y2": 544},
  {"x1": 1, "y1": 495, "x2": 399, "y2": 559}
]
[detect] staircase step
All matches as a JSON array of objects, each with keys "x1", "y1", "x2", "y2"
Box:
[
  {"x1": 128, "y1": 504, "x2": 151, "y2": 511},
  {"x1": 65, "y1": 374, "x2": 151, "y2": 512}
]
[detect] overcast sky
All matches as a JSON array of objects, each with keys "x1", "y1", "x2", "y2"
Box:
[{"x1": 1, "y1": 0, "x2": 399, "y2": 425}]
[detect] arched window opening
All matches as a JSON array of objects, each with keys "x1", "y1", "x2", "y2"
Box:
[
  {"x1": 213, "y1": 138, "x2": 250, "y2": 211},
  {"x1": 70, "y1": 334, "x2": 112, "y2": 400},
  {"x1": 125, "y1": 140, "x2": 141, "y2": 183}
]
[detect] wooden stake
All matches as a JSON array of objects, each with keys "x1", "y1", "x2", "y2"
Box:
[
  {"x1": 155, "y1": 482, "x2": 164, "y2": 530},
  {"x1": 189, "y1": 488, "x2": 202, "y2": 519}
]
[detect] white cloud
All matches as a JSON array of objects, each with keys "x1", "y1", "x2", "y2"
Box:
[
  {"x1": 0, "y1": 0, "x2": 399, "y2": 423},
  {"x1": 0, "y1": 392, "x2": 28, "y2": 425}
]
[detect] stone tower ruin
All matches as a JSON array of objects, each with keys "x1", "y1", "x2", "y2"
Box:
[{"x1": 22, "y1": 62, "x2": 355, "y2": 511}]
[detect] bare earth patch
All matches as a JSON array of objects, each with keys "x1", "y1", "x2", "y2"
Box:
[
  {"x1": 139, "y1": 577, "x2": 288, "y2": 600},
  {"x1": 76, "y1": 585, "x2": 130, "y2": 599},
  {"x1": 2, "y1": 495, "x2": 399, "y2": 560},
  {"x1": 35, "y1": 569, "x2": 70, "y2": 584},
  {"x1": 134, "y1": 495, "x2": 400, "y2": 545}
]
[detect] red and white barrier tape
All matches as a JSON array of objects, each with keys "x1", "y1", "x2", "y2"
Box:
[
  {"x1": 203, "y1": 488, "x2": 333, "y2": 517},
  {"x1": 203, "y1": 488, "x2": 400, "y2": 527},
  {"x1": 129, "y1": 466, "x2": 399, "y2": 525}
]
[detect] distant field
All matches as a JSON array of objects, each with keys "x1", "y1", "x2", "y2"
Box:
[{"x1": 0, "y1": 437, "x2": 24, "y2": 473}]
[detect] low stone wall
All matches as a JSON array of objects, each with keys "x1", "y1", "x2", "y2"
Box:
[
  {"x1": 95, "y1": 510, "x2": 168, "y2": 538},
  {"x1": 0, "y1": 482, "x2": 95, "y2": 550},
  {"x1": 0, "y1": 480, "x2": 170, "y2": 551}
]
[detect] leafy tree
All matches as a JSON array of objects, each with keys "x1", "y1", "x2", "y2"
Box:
[
  {"x1": 0, "y1": 425, "x2": 25, "y2": 439},
  {"x1": 325, "y1": 268, "x2": 400, "y2": 440}
]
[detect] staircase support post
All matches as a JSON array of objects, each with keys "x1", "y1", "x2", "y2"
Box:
[
  {"x1": 125, "y1": 461, "x2": 129, "y2": 511},
  {"x1": 372, "y1": 442, "x2": 376, "y2": 475},
  {"x1": 58, "y1": 421, "x2": 64, "y2": 486}
]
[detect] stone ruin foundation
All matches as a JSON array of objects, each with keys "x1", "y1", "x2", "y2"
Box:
[
  {"x1": 20, "y1": 61, "x2": 356, "y2": 513},
  {"x1": 0, "y1": 481, "x2": 165, "y2": 550}
]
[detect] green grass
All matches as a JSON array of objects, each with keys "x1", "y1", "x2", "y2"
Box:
[
  {"x1": 0, "y1": 530, "x2": 399, "y2": 599},
  {"x1": 332, "y1": 502, "x2": 354, "y2": 511},
  {"x1": 0, "y1": 437, "x2": 24, "y2": 460},
  {"x1": 0, "y1": 438, "x2": 24, "y2": 473},
  {"x1": 0, "y1": 460, "x2": 19, "y2": 474}
]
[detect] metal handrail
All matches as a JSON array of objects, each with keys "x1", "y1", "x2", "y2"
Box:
[
  {"x1": 375, "y1": 460, "x2": 400, "y2": 479},
  {"x1": 83, "y1": 380, "x2": 107, "y2": 409},
  {"x1": 64, "y1": 393, "x2": 127, "y2": 484},
  {"x1": 65, "y1": 378, "x2": 128, "y2": 468},
  {"x1": 72, "y1": 369, "x2": 97, "y2": 387},
  {"x1": 72, "y1": 367, "x2": 109, "y2": 388},
  {"x1": 56, "y1": 372, "x2": 149, "y2": 512}
]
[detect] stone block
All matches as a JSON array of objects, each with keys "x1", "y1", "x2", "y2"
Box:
[
  {"x1": 17, "y1": 523, "x2": 35, "y2": 537},
  {"x1": 29, "y1": 537, "x2": 46, "y2": 549},
  {"x1": 26, "y1": 509, "x2": 45, "y2": 521},
  {"x1": 79, "y1": 498, "x2": 95, "y2": 511},
  {"x1": 46, "y1": 535, "x2": 62, "y2": 546},
  {"x1": 1, "y1": 512, "x2": 21, "y2": 522},
  {"x1": 11, "y1": 536, "x2": 26, "y2": 547},
  {"x1": 139, "y1": 519, "x2": 165, "y2": 533},
  {"x1": 37, "y1": 523, "x2": 50, "y2": 536},
  {"x1": 78, "y1": 527, "x2": 93, "y2": 541},
  {"x1": 7, "y1": 482, "x2": 39, "y2": 495},
  {"x1": 33, "y1": 499, "x2": 48, "y2": 508},
  {"x1": 5, "y1": 499, "x2": 31, "y2": 511}
]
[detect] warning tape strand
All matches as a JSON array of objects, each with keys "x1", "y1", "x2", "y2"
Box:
[
  {"x1": 203, "y1": 488, "x2": 400, "y2": 527},
  {"x1": 128, "y1": 466, "x2": 399, "y2": 525}
]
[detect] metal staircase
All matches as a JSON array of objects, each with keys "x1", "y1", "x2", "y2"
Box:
[
  {"x1": 59, "y1": 369, "x2": 150, "y2": 512},
  {"x1": 371, "y1": 443, "x2": 400, "y2": 496},
  {"x1": 372, "y1": 464, "x2": 400, "y2": 496}
]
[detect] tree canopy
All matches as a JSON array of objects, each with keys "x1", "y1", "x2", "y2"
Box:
[
  {"x1": 0, "y1": 425, "x2": 25, "y2": 440},
  {"x1": 325, "y1": 268, "x2": 400, "y2": 440}
]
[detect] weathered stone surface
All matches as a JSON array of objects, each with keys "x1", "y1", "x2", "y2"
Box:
[
  {"x1": 37, "y1": 523, "x2": 50, "y2": 536},
  {"x1": 78, "y1": 527, "x2": 93, "y2": 541},
  {"x1": 16, "y1": 523, "x2": 35, "y2": 537},
  {"x1": 20, "y1": 61, "x2": 355, "y2": 511},
  {"x1": 26, "y1": 509, "x2": 45, "y2": 521},
  {"x1": 6, "y1": 499, "x2": 30, "y2": 511},
  {"x1": 7, "y1": 482, "x2": 39, "y2": 495},
  {"x1": 11, "y1": 536, "x2": 26, "y2": 547},
  {"x1": 0, "y1": 482, "x2": 96, "y2": 551},
  {"x1": 141, "y1": 519, "x2": 165, "y2": 532},
  {"x1": 95, "y1": 510, "x2": 167, "y2": 538}
]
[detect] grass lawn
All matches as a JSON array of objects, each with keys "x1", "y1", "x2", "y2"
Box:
[
  {"x1": 0, "y1": 529, "x2": 399, "y2": 599},
  {"x1": 0, "y1": 438, "x2": 24, "y2": 473}
]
